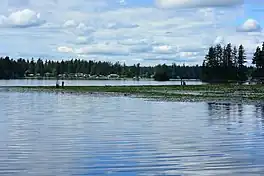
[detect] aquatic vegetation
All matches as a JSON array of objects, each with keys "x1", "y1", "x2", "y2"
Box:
[{"x1": 12, "y1": 84, "x2": 264, "y2": 104}]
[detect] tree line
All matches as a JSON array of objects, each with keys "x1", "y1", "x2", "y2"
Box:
[
  {"x1": 202, "y1": 42, "x2": 264, "y2": 83},
  {"x1": 0, "y1": 57, "x2": 202, "y2": 80},
  {"x1": 1, "y1": 42, "x2": 263, "y2": 82}
]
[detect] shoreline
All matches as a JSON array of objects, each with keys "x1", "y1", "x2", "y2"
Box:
[{"x1": 8, "y1": 84, "x2": 264, "y2": 105}]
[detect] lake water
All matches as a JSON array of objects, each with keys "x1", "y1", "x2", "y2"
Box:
[
  {"x1": 1, "y1": 90, "x2": 264, "y2": 175},
  {"x1": 0, "y1": 79, "x2": 204, "y2": 87}
]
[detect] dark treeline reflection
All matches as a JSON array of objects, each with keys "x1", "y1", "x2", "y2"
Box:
[
  {"x1": 207, "y1": 102, "x2": 264, "y2": 127},
  {"x1": 207, "y1": 102, "x2": 243, "y2": 126},
  {"x1": 255, "y1": 105, "x2": 264, "y2": 124},
  {"x1": 207, "y1": 102, "x2": 232, "y2": 118}
]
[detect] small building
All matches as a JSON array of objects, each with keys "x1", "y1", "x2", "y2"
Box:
[{"x1": 108, "y1": 74, "x2": 120, "y2": 79}]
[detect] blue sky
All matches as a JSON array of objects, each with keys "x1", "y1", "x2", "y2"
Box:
[{"x1": 0, "y1": 0, "x2": 263, "y2": 66}]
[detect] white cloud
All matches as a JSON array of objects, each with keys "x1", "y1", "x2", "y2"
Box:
[
  {"x1": 0, "y1": 9, "x2": 45, "y2": 28},
  {"x1": 152, "y1": 45, "x2": 176, "y2": 54},
  {"x1": 63, "y1": 20, "x2": 77, "y2": 28},
  {"x1": 74, "y1": 44, "x2": 129, "y2": 56},
  {"x1": 62, "y1": 21, "x2": 95, "y2": 36},
  {"x1": 76, "y1": 23, "x2": 94, "y2": 34},
  {"x1": 0, "y1": 0, "x2": 262, "y2": 66},
  {"x1": 156, "y1": 0, "x2": 244, "y2": 9},
  {"x1": 237, "y1": 19, "x2": 262, "y2": 32},
  {"x1": 57, "y1": 46, "x2": 73, "y2": 53},
  {"x1": 180, "y1": 52, "x2": 198, "y2": 58},
  {"x1": 76, "y1": 36, "x2": 91, "y2": 45},
  {"x1": 106, "y1": 22, "x2": 139, "y2": 29},
  {"x1": 54, "y1": 6, "x2": 263, "y2": 65}
]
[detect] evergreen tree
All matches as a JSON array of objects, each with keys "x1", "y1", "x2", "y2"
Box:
[
  {"x1": 202, "y1": 46, "x2": 217, "y2": 81},
  {"x1": 215, "y1": 44, "x2": 223, "y2": 66},
  {"x1": 121, "y1": 63, "x2": 127, "y2": 77},
  {"x1": 222, "y1": 46, "x2": 227, "y2": 68},
  {"x1": 232, "y1": 46, "x2": 238, "y2": 68},
  {"x1": 55, "y1": 61, "x2": 60, "y2": 76},
  {"x1": 205, "y1": 46, "x2": 216, "y2": 67},
  {"x1": 136, "y1": 63, "x2": 140, "y2": 78},
  {"x1": 261, "y1": 43, "x2": 264, "y2": 69},
  {"x1": 252, "y1": 46, "x2": 261, "y2": 68},
  {"x1": 29, "y1": 58, "x2": 35, "y2": 74},
  {"x1": 252, "y1": 43, "x2": 264, "y2": 80},
  {"x1": 237, "y1": 45, "x2": 247, "y2": 82},
  {"x1": 154, "y1": 64, "x2": 169, "y2": 81},
  {"x1": 172, "y1": 63, "x2": 177, "y2": 79},
  {"x1": 226, "y1": 43, "x2": 233, "y2": 68},
  {"x1": 36, "y1": 58, "x2": 44, "y2": 76}
]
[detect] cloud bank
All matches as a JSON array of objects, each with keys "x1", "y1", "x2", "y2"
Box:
[{"x1": 0, "y1": 0, "x2": 263, "y2": 66}]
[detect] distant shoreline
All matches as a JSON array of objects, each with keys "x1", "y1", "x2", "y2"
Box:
[
  {"x1": 10, "y1": 84, "x2": 264, "y2": 104},
  {"x1": 0, "y1": 78, "x2": 202, "y2": 82}
]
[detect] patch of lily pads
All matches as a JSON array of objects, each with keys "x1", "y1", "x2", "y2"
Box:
[{"x1": 9, "y1": 84, "x2": 264, "y2": 104}]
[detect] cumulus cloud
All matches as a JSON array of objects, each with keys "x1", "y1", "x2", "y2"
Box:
[
  {"x1": 75, "y1": 44, "x2": 129, "y2": 56},
  {"x1": 75, "y1": 36, "x2": 93, "y2": 45},
  {"x1": 237, "y1": 19, "x2": 262, "y2": 32},
  {"x1": 152, "y1": 45, "x2": 176, "y2": 54},
  {"x1": 0, "y1": 9, "x2": 45, "y2": 28},
  {"x1": 155, "y1": 0, "x2": 244, "y2": 9},
  {"x1": 63, "y1": 20, "x2": 94, "y2": 35},
  {"x1": 107, "y1": 22, "x2": 139, "y2": 29},
  {"x1": 54, "y1": 6, "x2": 261, "y2": 65},
  {"x1": 0, "y1": 0, "x2": 262, "y2": 66},
  {"x1": 63, "y1": 20, "x2": 77, "y2": 28},
  {"x1": 180, "y1": 52, "x2": 198, "y2": 58},
  {"x1": 57, "y1": 46, "x2": 73, "y2": 53},
  {"x1": 76, "y1": 23, "x2": 94, "y2": 34},
  {"x1": 118, "y1": 38, "x2": 148, "y2": 46}
]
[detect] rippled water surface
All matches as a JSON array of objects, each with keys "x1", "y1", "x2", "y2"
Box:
[{"x1": 1, "y1": 91, "x2": 264, "y2": 175}]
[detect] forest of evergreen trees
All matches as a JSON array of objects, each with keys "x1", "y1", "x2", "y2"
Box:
[
  {"x1": 202, "y1": 43, "x2": 247, "y2": 82},
  {"x1": 0, "y1": 42, "x2": 263, "y2": 82},
  {"x1": 202, "y1": 42, "x2": 264, "y2": 83},
  {"x1": 0, "y1": 57, "x2": 201, "y2": 80}
]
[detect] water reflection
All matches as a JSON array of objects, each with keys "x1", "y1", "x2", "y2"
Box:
[
  {"x1": 206, "y1": 101, "x2": 264, "y2": 130},
  {"x1": 238, "y1": 104, "x2": 243, "y2": 117},
  {"x1": 1, "y1": 92, "x2": 264, "y2": 175},
  {"x1": 255, "y1": 105, "x2": 264, "y2": 127},
  {"x1": 207, "y1": 102, "x2": 232, "y2": 118}
]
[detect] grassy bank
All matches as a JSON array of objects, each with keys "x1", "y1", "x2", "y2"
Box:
[{"x1": 11, "y1": 84, "x2": 264, "y2": 103}]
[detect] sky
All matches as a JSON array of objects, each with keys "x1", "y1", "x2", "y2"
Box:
[{"x1": 0, "y1": 0, "x2": 263, "y2": 66}]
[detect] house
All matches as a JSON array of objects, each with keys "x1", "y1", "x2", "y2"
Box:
[{"x1": 108, "y1": 74, "x2": 120, "y2": 79}]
